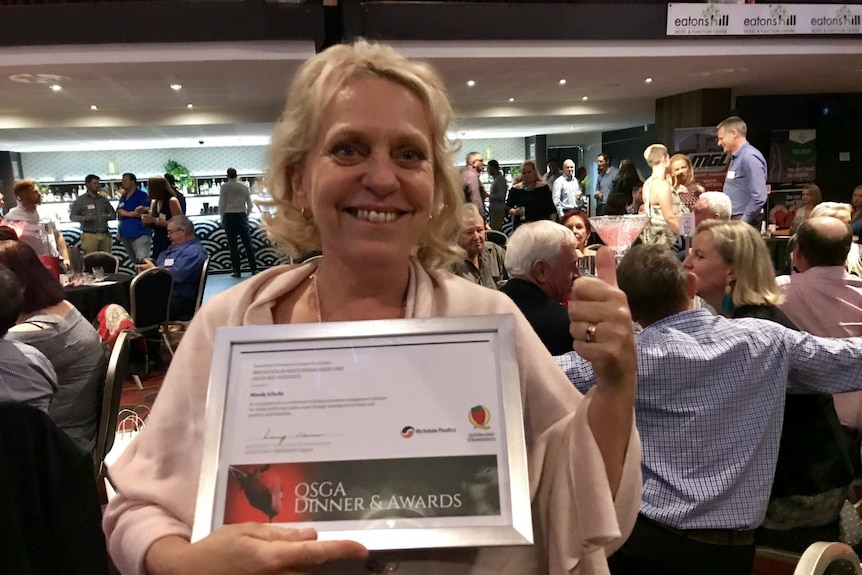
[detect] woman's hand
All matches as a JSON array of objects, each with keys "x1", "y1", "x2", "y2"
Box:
[
  {"x1": 141, "y1": 214, "x2": 156, "y2": 225},
  {"x1": 145, "y1": 524, "x2": 368, "y2": 575},
  {"x1": 568, "y1": 247, "x2": 636, "y2": 390}
]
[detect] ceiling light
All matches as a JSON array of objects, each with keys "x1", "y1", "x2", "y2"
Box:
[
  {"x1": 559, "y1": 79, "x2": 567, "y2": 85},
  {"x1": 90, "y1": 105, "x2": 98, "y2": 111},
  {"x1": 581, "y1": 96, "x2": 589, "y2": 101},
  {"x1": 645, "y1": 77, "x2": 653, "y2": 83},
  {"x1": 50, "y1": 84, "x2": 62, "y2": 92},
  {"x1": 508, "y1": 97, "x2": 515, "y2": 102},
  {"x1": 170, "y1": 84, "x2": 182, "y2": 90},
  {"x1": 186, "y1": 103, "x2": 194, "y2": 109},
  {"x1": 466, "y1": 80, "x2": 475, "y2": 87}
]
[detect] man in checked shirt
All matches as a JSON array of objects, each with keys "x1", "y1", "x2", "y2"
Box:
[
  {"x1": 69, "y1": 174, "x2": 116, "y2": 254},
  {"x1": 556, "y1": 244, "x2": 862, "y2": 575}
]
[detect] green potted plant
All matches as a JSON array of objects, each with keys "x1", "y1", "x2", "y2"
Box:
[{"x1": 164, "y1": 160, "x2": 195, "y2": 194}]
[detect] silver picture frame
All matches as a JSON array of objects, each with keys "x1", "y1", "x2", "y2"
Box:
[{"x1": 192, "y1": 315, "x2": 532, "y2": 550}]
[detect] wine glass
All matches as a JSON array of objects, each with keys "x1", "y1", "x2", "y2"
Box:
[{"x1": 589, "y1": 215, "x2": 650, "y2": 265}]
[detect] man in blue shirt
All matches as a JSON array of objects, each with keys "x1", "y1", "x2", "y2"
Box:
[
  {"x1": 136, "y1": 215, "x2": 207, "y2": 321},
  {"x1": 718, "y1": 116, "x2": 767, "y2": 227},
  {"x1": 116, "y1": 173, "x2": 153, "y2": 264},
  {"x1": 556, "y1": 244, "x2": 862, "y2": 575}
]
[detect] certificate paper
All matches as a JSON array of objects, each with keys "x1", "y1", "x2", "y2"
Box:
[{"x1": 193, "y1": 316, "x2": 532, "y2": 550}]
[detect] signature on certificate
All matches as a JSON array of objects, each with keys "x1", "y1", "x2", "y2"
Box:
[{"x1": 262, "y1": 428, "x2": 288, "y2": 446}]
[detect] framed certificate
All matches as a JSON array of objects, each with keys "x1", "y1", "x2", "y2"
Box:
[{"x1": 192, "y1": 315, "x2": 532, "y2": 550}]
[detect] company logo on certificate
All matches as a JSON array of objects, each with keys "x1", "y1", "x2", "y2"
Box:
[{"x1": 193, "y1": 316, "x2": 532, "y2": 551}]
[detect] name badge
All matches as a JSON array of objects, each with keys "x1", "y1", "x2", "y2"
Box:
[
  {"x1": 726, "y1": 170, "x2": 736, "y2": 179},
  {"x1": 164, "y1": 258, "x2": 175, "y2": 266},
  {"x1": 159, "y1": 213, "x2": 167, "y2": 220},
  {"x1": 87, "y1": 204, "x2": 96, "y2": 210}
]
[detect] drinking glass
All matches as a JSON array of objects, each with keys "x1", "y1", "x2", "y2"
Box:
[
  {"x1": 589, "y1": 215, "x2": 650, "y2": 265},
  {"x1": 92, "y1": 266, "x2": 106, "y2": 281}
]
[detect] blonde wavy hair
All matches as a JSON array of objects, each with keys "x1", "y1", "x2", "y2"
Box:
[
  {"x1": 264, "y1": 39, "x2": 463, "y2": 270},
  {"x1": 519, "y1": 160, "x2": 547, "y2": 187},
  {"x1": 695, "y1": 219, "x2": 784, "y2": 307}
]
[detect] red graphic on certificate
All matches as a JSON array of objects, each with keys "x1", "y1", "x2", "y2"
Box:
[{"x1": 469, "y1": 405, "x2": 490, "y2": 429}]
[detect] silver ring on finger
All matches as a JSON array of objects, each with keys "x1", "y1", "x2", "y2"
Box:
[{"x1": 585, "y1": 322, "x2": 597, "y2": 343}]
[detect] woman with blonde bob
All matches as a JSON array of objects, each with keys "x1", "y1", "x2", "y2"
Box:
[
  {"x1": 506, "y1": 159, "x2": 556, "y2": 229},
  {"x1": 683, "y1": 219, "x2": 781, "y2": 314},
  {"x1": 103, "y1": 40, "x2": 641, "y2": 575},
  {"x1": 641, "y1": 144, "x2": 688, "y2": 247},
  {"x1": 683, "y1": 219, "x2": 854, "y2": 552}
]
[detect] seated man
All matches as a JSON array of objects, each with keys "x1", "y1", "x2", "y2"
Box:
[
  {"x1": 500, "y1": 221, "x2": 577, "y2": 355},
  {"x1": 136, "y1": 215, "x2": 207, "y2": 321},
  {"x1": 556, "y1": 244, "x2": 862, "y2": 575},
  {"x1": 450, "y1": 203, "x2": 506, "y2": 289},
  {"x1": 0, "y1": 265, "x2": 57, "y2": 412}
]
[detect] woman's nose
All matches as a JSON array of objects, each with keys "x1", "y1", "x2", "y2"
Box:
[{"x1": 362, "y1": 155, "x2": 399, "y2": 196}]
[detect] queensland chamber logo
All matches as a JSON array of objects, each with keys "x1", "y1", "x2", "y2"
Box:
[
  {"x1": 401, "y1": 426, "x2": 415, "y2": 438},
  {"x1": 468, "y1": 405, "x2": 491, "y2": 430}
]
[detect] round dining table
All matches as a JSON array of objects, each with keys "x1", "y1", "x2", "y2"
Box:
[{"x1": 63, "y1": 273, "x2": 134, "y2": 323}]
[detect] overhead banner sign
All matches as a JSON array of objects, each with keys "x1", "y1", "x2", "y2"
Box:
[
  {"x1": 769, "y1": 129, "x2": 816, "y2": 184},
  {"x1": 667, "y1": 3, "x2": 862, "y2": 35}
]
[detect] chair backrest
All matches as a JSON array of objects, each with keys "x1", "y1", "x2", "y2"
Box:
[
  {"x1": 83, "y1": 251, "x2": 120, "y2": 274},
  {"x1": 485, "y1": 229, "x2": 508, "y2": 247},
  {"x1": 0, "y1": 402, "x2": 110, "y2": 574},
  {"x1": 195, "y1": 256, "x2": 211, "y2": 312},
  {"x1": 794, "y1": 542, "x2": 862, "y2": 575},
  {"x1": 129, "y1": 267, "x2": 173, "y2": 330},
  {"x1": 92, "y1": 330, "x2": 131, "y2": 473}
]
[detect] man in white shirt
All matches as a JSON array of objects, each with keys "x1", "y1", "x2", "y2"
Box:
[
  {"x1": 552, "y1": 159, "x2": 582, "y2": 217},
  {"x1": 218, "y1": 168, "x2": 257, "y2": 278},
  {"x1": 4, "y1": 179, "x2": 71, "y2": 269}
]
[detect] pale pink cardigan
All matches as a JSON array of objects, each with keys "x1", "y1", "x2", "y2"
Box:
[{"x1": 103, "y1": 260, "x2": 641, "y2": 575}]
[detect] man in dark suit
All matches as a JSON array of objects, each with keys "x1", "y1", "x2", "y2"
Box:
[{"x1": 500, "y1": 220, "x2": 578, "y2": 355}]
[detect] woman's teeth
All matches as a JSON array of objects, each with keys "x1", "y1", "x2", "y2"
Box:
[{"x1": 355, "y1": 209, "x2": 400, "y2": 223}]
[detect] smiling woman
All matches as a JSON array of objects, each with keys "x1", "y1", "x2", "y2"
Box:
[{"x1": 103, "y1": 39, "x2": 642, "y2": 575}]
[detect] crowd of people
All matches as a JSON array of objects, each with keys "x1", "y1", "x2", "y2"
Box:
[{"x1": 1, "y1": 38, "x2": 861, "y2": 575}]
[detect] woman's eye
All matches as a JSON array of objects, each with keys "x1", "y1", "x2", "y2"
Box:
[
  {"x1": 332, "y1": 143, "x2": 360, "y2": 159},
  {"x1": 399, "y1": 148, "x2": 426, "y2": 163}
]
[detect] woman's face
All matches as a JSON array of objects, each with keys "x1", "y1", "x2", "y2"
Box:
[
  {"x1": 290, "y1": 77, "x2": 435, "y2": 265},
  {"x1": 801, "y1": 189, "x2": 813, "y2": 206},
  {"x1": 521, "y1": 164, "x2": 537, "y2": 187},
  {"x1": 564, "y1": 215, "x2": 589, "y2": 249},
  {"x1": 670, "y1": 159, "x2": 690, "y2": 185},
  {"x1": 853, "y1": 188, "x2": 862, "y2": 209},
  {"x1": 683, "y1": 230, "x2": 733, "y2": 303}
]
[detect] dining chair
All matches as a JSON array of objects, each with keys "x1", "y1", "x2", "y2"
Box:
[
  {"x1": 162, "y1": 256, "x2": 210, "y2": 357},
  {"x1": 83, "y1": 251, "x2": 120, "y2": 274},
  {"x1": 793, "y1": 542, "x2": 862, "y2": 575},
  {"x1": 92, "y1": 329, "x2": 131, "y2": 480},
  {"x1": 129, "y1": 267, "x2": 173, "y2": 380},
  {"x1": 485, "y1": 229, "x2": 508, "y2": 248},
  {"x1": 0, "y1": 402, "x2": 110, "y2": 574}
]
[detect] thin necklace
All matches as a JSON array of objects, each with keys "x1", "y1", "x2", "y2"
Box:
[{"x1": 310, "y1": 273, "x2": 407, "y2": 323}]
